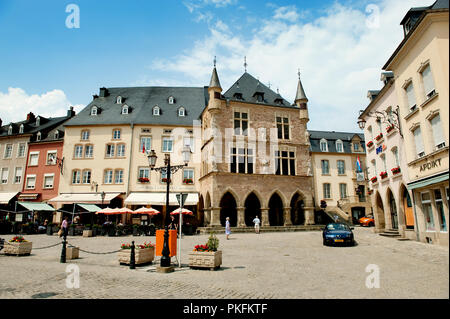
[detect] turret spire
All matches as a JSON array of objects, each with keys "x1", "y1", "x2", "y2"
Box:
[
  {"x1": 295, "y1": 69, "x2": 308, "y2": 103},
  {"x1": 209, "y1": 57, "x2": 222, "y2": 90}
]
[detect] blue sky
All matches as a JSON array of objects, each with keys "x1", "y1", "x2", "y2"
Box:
[{"x1": 0, "y1": 0, "x2": 434, "y2": 130}]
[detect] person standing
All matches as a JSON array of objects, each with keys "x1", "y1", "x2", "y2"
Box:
[
  {"x1": 61, "y1": 216, "x2": 69, "y2": 237},
  {"x1": 225, "y1": 217, "x2": 231, "y2": 240},
  {"x1": 252, "y1": 215, "x2": 261, "y2": 234}
]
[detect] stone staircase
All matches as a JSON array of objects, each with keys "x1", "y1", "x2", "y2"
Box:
[
  {"x1": 196, "y1": 225, "x2": 325, "y2": 234},
  {"x1": 324, "y1": 206, "x2": 351, "y2": 225},
  {"x1": 379, "y1": 229, "x2": 401, "y2": 238}
]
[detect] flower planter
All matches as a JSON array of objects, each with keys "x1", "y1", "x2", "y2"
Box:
[
  {"x1": 189, "y1": 250, "x2": 222, "y2": 270},
  {"x1": 370, "y1": 177, "x2": 378, "y2": 183},
  {"x1": 366, "y1": 141, "x2": 374, "y2": 148},
  {"x1": 4, "y1": 241, "x2": 33, "y2": 256},
  {"x1": 118, "y1": 247, "x2": 155, "y2": 265},
  {"x1": 138, "y1": 178, "x2": 149, "y2": 183}
]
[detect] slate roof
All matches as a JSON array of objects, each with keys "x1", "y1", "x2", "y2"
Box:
[
  {"x1": 222, "y1": 72, "x2": 296, "y2": 108},
  {"x1": 308, "y1": 130, "x2": 366, "y2": 154},
  {"x1": 65, "y1": 87, "x2": 209, "y2": 127}
]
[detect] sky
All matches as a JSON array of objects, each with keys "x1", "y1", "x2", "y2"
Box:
[{"x1": 0, "y1": 0, "x2": 436, "y2": 131}]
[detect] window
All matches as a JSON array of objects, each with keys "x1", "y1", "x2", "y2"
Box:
[
  {"x1": 353, "y1": 142, "x2": 360, "y2": 152},
  {"x1": 82, "y1": 170, "x2": 91, "y2": 184},
  {"x1": 339, "y1": 183, "x2": 347, "y2": 199},
  {"x1": 337, "y1": 160, "x2": 345, "y2": 175},
  {"x1": 367, "y1": 126, "x2": 373, "y2": 141},
  {"x1": 1, "y1": 168, "x2": 8, "y2": 184},
  {"x1": 323, "y1": 183, "x2": 331, "y2": 199},
  {"x1": 116, "y1": 96, "x2": 122, "y2": 104},
  {"x1": 14, "y1": 167, "x2": 22, "y2": 184},
  {"x1": 91, "y1": 106, "x2": 98, "y2": 116},
  {"x1": 321, "y1": 160, "x2": 330, "y2": 175},
  {"x1": 138, "y1": 167, "x2": 150, "y2": 179},
  {"x1": 413, "y1": 127, "x2": 425, "y2": 158},
  {"x1": 234, "y1": 111, "x2": 248, "y2": 136},
  {"x1": 29, "y1": 152, "x2": 39, "y2": 166},
  {"x1": 371, "y1": 159, "x2": 377, "y2": 177},
  {"x1": 276, "y1": 116, "x2": 290, "y2": 140},
  {"x1": 104, "y1": 170, "x2": 113, "y2": 184},
  {"x1": 434, "y1": 189, "x2": 447, "y2": 232},
  {"x1": 54, "y1": 131, "x2": 59, "y2": 139},
  {"x1": 162, "y1": 137, "x2": 173, "y2": 152},
  {"x1": 36, "y1": 117, "x2": 40, "y2": 126},
  {"x1": 121, "y1": 105, "x2": 129, "y2": 115},
  {"x1": 112, "y1": 129, "x2": 121, "y2": 140},
  {"x1": 421, "y1": 64, "x2": 436, "y2": 99},
  {"x1": 320, "y1": 139, "x2": 328, "y2": 152},
  {"x1": 106, "y1": 144, "x2": 115, "y2": 158},
  {"x1": 231, "y1": 148, "x2": 254, "y2": 174},
  {"x1": 26, "y1": 175, "x2": 36, "y2": 189},
  {"x1": 4, "y1": 144, "x2": 12, "y2": 159},
  {"x1": 8, "y1": 126, "x2": 12, "y2": 135},
  {"x1": 405, "y1": 82, "x2": 416, "y2": 111},
  {"x1": 381, "y1": 154, "x2": 387, "y2": 172},
  {"x1": 183, "y1": 137, "x2": 194, "y2": 153},
  {"x1": 19, "y1": 125, "x2": 24, "y2": 134},
  {"x1": 43, "y1": 174, "x2": 54, "y2": 189},
  {"x1": 84, "y1": 145, "x2": 94, "y2": 158},
  {"x1": 336, "y1": 140, "x2": 344, "y2": 152},
  {"x1": 140, "y1": 136, "x2": 152, "y2": 153},
  {"x1": 36, "y1": 132, "x2": 41, "y2": 141},
  {"x1": 117, "y1": 144, "x2": 126, "y2": 157},
  {"x1": 18, "y1": 143, "x2": 26, "y2": 158},
  {"x1": 183, "y1": 168, "x2": 194, "y2": 183},
  {"x1": 72, "y1": 170, "x2": 81, "y2": 184},
  {"x1": 47, "y1": 151, "x2": 57, "y2": 165},
  {"x1": 74, "y1": 145, "x2": 83, "y2": 158},
  {"x1": 178, "y1": 107, "x2": 186, "y2": 117},
  {"x1": 153, "y1": 106, "x2": 160, "y2": 116},
  {"x1": 81, "y1": 130, "x2": 90, "y2": 140},
  {"x1": 421, "y1": 192, "x2": 434, "y2": 231},
  {"x1": 168, "y1": 96, "x2": 175, "y2": 104},
  {"x1": 430, "y1": 114, "x2": 446, "y2": 150},
  {"x1": 275, "y1": 150, "x2": 295, "y2": 176},
  {"x1": 114, "y1": 169, "x2": 124, "y2": 184}
]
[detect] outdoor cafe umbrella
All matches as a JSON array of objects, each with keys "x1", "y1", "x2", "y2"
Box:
[
  {"x1": 133, "y1": 207, "x2": 161, "y2": 215},
  {"x1": 170, "y1": 208, "x2": 194, "y2": 216},
  {"x1": 95, "y1": 207, "x2": 121, "y2": 215},
  {"x1": 116, "y1": 207, "x2": 134, "y2": 214}
]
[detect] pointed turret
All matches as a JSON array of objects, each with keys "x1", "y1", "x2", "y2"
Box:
[
  {"x1": 209, "y1": 67, "x2": 222, "y2": 90},
  {"x1": 207, "y1": 57, "x2": 223, "y2": 111},
  {"x1": 295, "y1": 70, "x2": 309, "y2": 122}
]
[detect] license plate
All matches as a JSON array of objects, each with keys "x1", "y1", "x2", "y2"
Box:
[{"x1": 334, "y1": 239, "x2": 344, "y2": 243}]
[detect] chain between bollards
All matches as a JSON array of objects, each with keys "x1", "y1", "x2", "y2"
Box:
[{"x1": 130, "y1": 241, "x2": 136, "y2": 269}]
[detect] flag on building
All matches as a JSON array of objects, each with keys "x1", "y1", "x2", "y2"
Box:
[
  {"x1": 142, "y1": 144, "x2": 146, "y2": 154},
  {"x1": 356, "y1": 156, "x2": 362, "y2": 172}
]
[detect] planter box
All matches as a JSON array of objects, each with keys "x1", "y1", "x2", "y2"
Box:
[
  {"x1": 189, "y1": 250, "x2": 222, "y2": 270},
  {"x1": 118, "y1": 247, "x2": 155, "y2": 265},
  {"x1": 4, "y1": 241, "x2": 33, "y2": 256},
  {"x1": 83, "y1": 230, "x2": 93, "y2": 237},
  {"x1": 66, "y1": 247, "x2": 79, "y2": 260}
]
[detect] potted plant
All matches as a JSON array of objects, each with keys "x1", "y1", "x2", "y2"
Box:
[
  {"x1": 118, "y1": 241, "x2": 155, "y2": 265},
  {"x1": 4, "y1": 236, "x2": 32, "y2": 256},
  {"x1": 370, "y1": 176, "x2": 378, "y2": 183},
  {"x1": 380, "y1": 171, "x2": 388, "y2": 179},
  {"x1": 375, "y1": 133, "x2": 383, "y2": 141},
  {"x1": 386, "y1": 125, "x2": 395, "y2": 133},
  {"x1": 183, "y1": 178, "x2": 194, "y2": 185},
  {"x1": 391, "y1": 167, "x2": 401, "y2": 175},
  {"x1": 366, "y1": 141, "x2": 374, "y2": 148},
  {"x1": 138, "y1": 177, "x2": 149, "y2": 183},
  {"x1": 189, "y1": 233, "x2": 222, "y2": 270}
]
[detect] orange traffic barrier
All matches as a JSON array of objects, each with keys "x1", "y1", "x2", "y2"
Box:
[{"x1": 156, "y1": 229, "x2": 177, "y2": 257}]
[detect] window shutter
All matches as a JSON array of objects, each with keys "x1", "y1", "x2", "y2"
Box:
[
  {"x1": 413, "y1": 127, "x2": 424, "y2": 155},
  {"x1": 431, "y1": 114, "x2": 445, "y2": 146},
  {"x1": 422, "y1": 65, "x2": 435, "y2": 96}
]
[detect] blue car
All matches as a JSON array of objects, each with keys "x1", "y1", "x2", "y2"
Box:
[{"x1": 323, "y1": 223, "x2": 355, "y2": 246}]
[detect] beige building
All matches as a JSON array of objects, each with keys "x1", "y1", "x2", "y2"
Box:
[
  {"x1": 381, "y1": 1, "x2": 448, "y2": 245},
  {"x1": 309, "y1": 130, "x2": 370, "y2": 224}
]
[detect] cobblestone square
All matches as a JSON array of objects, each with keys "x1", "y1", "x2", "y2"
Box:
[{"x1": 0, "y1": 227, "x2": 448, "y2": 299}]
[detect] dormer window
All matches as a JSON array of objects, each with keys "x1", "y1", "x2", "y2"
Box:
[
  {"x1": 121, "y1": 104, "x2": 129, "y2": 115},
  {"x1": 274, "y1": 98, "x2": 284, "y2": 105},
  {"x1": 36, "y1": 117, "x2": 40, "y2": 126},
  {"x1": 116, "y1": 96, "x2": 122, "y2": 104},
  {"x1": 253, "y1": 92, "x2": 264, "y2": 102},
  {"x1": 36, "y1": 132, "x2": 42, "y2": 141},
  {"x1": 320, "y1": 139, "x2": 328, "y2": 152},
  {"x1": 336, "y1": 139, "x2": 344, "y2": 153},
  {"x1": 91, "y1": 106, "x2": 98, "y2": 116},
  {"x1": 153, "y1": 106, "x2": 161, "y2": 116},
  {"x1": 233, "y1": 93, "x2": 243, "y2": 100},
  {"x1": 54, "y1": 131, "x2": 59, "y2": 139},
  {"x1": 19, "y1": 124, "x2": 24, "y2": 134},
  {"x1": 178, "y1": 107, "x2": 186, "y2": 117},
  {"x1": 168, "y1": 96, "x2": 175, "y2": 104},
  {"x1": 8, "y1": 125, "x2": 12, "y2": 135}
]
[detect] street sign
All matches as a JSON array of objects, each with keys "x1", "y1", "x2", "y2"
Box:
[{"x1": 176, "y1": 193, "x2": 188, "y2": 207}]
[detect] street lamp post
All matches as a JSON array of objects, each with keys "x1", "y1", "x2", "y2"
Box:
[
  {"x1": 147, "y1": 146, "x2": 191, "y2": 269},
  {"x1": 357, "y1": 105, "x2": 403, "y2": 137}
]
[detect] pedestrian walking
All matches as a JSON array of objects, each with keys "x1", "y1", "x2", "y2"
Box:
[
  {"x1": 252, "y1": 215, "x2": 261, "y2": 234},
  {"x1": 334, "y1": 214, "x2": 339, "y2": 223},
  {"x1": 60, "y1": 216, "x2": 69, "y2": 237},
  {"x1": 225, "y1": 217, "x2": 231, "y2": 240}
]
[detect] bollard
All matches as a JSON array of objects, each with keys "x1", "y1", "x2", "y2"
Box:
[
  {"x1": 60, "y1": 233, "x2": 67, "y2": 263},
  {"x1": 130, "y1": 241, "x2": 136, "y2": 269}
]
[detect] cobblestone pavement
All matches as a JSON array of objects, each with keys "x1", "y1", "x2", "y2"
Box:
[{"x1": 0, "y1": 227, "x2": 448, "y2": 299}]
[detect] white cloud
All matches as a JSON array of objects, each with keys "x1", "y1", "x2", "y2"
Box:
[
  {"x1": 151, "y1": 0, "x2": 436, "y2": 132},
  {"x1": 0, "y1": 87, "x2": 84, "y2": 124}
]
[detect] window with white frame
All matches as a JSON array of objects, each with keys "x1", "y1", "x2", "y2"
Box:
[
  {"x1": 8, "y1": 126, "x2": 12, "y2": 135},
  {"x1": 234, "y1": 111, "x2": 248, "y2": 136},
  {"x1": 74, "y1": 145, "x2": 83, "y2": 158},
  {"x1": 72, "y1": 170, "x2": 81, "y2": 184},
  {"x1": 43, "y1": 174, "x2": 54, "y2": 189},
  {"x1": 421, "y1": 192, "x2": 435, "y2": 231},
  {"x1": 178, "y1": 107, "x2": 186, "y2": 117},
  {"x1": 380, "y1": 154, "x2": 387, "y2": 172},
  {"x1": 26, "y1": 175, "x2": 36, "y2": 189},
  {"x1": 392, "y1": 147, "x2": 400, "y2": 167},
  {"x1": 116, "y1": 96, "x2": 122, "y2": 104},
  {"x1": 14, "y1": 167, "x2": 22, "y2": 184},
  {"x1": 138, "y1": 167, "x2": 150, "y2": 179},
  {"x1": 91, "y1": 106, "x2": 98, "y2": 116},
  {"x1": 81, "y1": 130, "x2": 90, "y2": 140},
  {"x1": 183, "y1": 168, "x2": 194, "y2": 183},
  {"x1": 104, "y1": 169, "x2": 113, "y2": 184},
  {"x1": 336, "y1": 140, "x2": 344, "y2": 152},
  {"x1": 339, "y1": 183, "x2": 347, "y2": 199},
  {"x1": 371, "y1": 159, "x2": 377, "y2": 177},
  {"x1": 121, "y1": 105, "x2": 129, "y2": 115},
  {"x1": 117, "y1": 144, "x2": 126, "y2": 157},
  {"x1": 276, "y1": 116, "x2": 290, "y2": 140},
  {"x1": 323, "y1": 183, "x2": 331, "y2": 199},
  {"x1": 36, "y1": 132, "x2": 41, "y2": 141},
  {"x1": 1, "y1": 168, "x2": 8, "y2": 184},
  {"x1": 19, "y1": 124, "x2": 24, "y2": 134},
  {"x1": 29, "y1": 152, "x2": 39, "y2": 166},
  {"x1": 140, "y1": 136, "x2": 152, "y2": 153},
  {"x1": 153, "y1": 106, "x2": 160, "y2": 116},
  {"x1": 275, "y1": 149, "x2": 295, "y2": 176},
  {"x1": 18, "y1": 143, "x2": 26, "y2": 158},
  {"x1": 405, "y1": 82, "x2": 417, "y2": 111},
  {"x1": 231, "y1": 148, "x2": 255, "y2": 174},
  {"x1": 434, "y1": 189, "x2": 447, "y2": 232},
  {"x1": 168, "y1": 96, "x2": 175, "y2": 104},
  {"x1": 337, "y1": 160, "x2": 345, "y2": 175},
  {"x1": 106, "y1": 144, "x2": 115, "y2": 158},
  {"x1": 84, "y1": 145, "x2": 94, "y2": 158},
  {"x1": 320, "y1": 139, "x2": 328, "y2": 152},
  {"x1": 4, "y1": 144, "x2": 12, "y2": 159},
  {"x1": 162, "y1": 137, "x2": 173, "y2": 152},
  {"x1": 183, "y1": 137, "x2": 194, "y2": 153},
  {"x1": 46, "y1": 151, "x2": 57, "y2": 165},
  {"x1": 430, "y1": 114, "x2": 446, "y2": 150},
  {"x1": 421, "y1": 64, "x2": 436, "y2": 99},
  {"x1": 82, "y1": 170, "x2": 91, "y2": 184},
  {"x1": 114, "y1": 169, "x2": 124, "y2": 184},
  {"x1": 36, "y1": 117, "x2": 40, "y2": 126},
  {"x1": 112, "y1": 129, "x2": 121, "y2": 140},
  {"x1": 413, "y1": 127, "x2": 425, "y2": 158},
  {"x1": 321, "y1": 160, "x2": 330, "y2": 175}
]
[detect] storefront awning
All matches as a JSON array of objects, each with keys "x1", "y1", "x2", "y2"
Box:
[
  {"x1": 77, "y1": 203, "x2": 101, "y2": 212},
  {"x1": 124, "y1": 192, "x2": 199, "y2": 206},
  {"x1": 17, "y1": 202, "x2": 55, "y2": 212},
  {"x1": 407, "y1": 172, "x2": 449, "y2": 190},
  {"x1": 48, "y1": 193, "x2": 122, "y2": 204},
  {"x1": 18, "y1": 193, "x2": 39, "y2": 200},
  {"x1": 0, "y1": 192, "x2": 19, "y2": 204}
]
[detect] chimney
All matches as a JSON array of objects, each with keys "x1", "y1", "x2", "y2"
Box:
[
  {"x1": 26, "y1": 112, "x2": 35, "y2": 122},
  {"x1": 93, "y1": 94, "x2": 99, "y2": 100},
  {"x1": 67, "y1": 106, "x2": 76, "y2": 117},
  {"x1": 99, "y1": 87, "x2": 108, "y2": 97}
]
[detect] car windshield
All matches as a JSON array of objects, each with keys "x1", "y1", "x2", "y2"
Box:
[{"x1": 326, "y1": 223, "x2": 350, "y2": 231}]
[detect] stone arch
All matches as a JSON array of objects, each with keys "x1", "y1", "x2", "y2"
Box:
[
  {"x1": 399, "y1": 183, "x2": 415, "y2": 229},
  {"x1": 218, "y1": 187, "x2": 240, "y2": 208},
  {"x1": 386, "y1": 187, "x2": 398, "y2": 230},
  {"x1": 204, "y1": 192, "x2": 212, "y2": 226},
  {"x1": 197, "y1": 194, "x2": 205, "y2": 227},
  {"x1": 205, "y1": 192, "x2": 211, "y2": 209},
  {"x1": 290, "y1": 191, "x2": 305, "y2": 225},
  {"x1": 242, "y1": 189, "x2": 264, "y2": 208},
  {"x1": 244, "y1": 192, "x2": 261, "y2": 227},
  {"x1": 266, "y1": 189, "x2": 288, "y2": 209},
  {"x1": 268, "y1": 192, "x2": 284, "y2": 226},
  {"x1": 374, "y1": 191, "x2": 386, "y2": 231},
  {"x1": 220, "y1": 192, "x2": 238, "y2": 227}
]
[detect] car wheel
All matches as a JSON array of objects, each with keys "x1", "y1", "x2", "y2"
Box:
[
  {"x1": 323, "y1": 239, "x2": 327, "y2": 246},
  {"x1": 369, "y1": 222, "x2": 374, "y2": 227}
]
